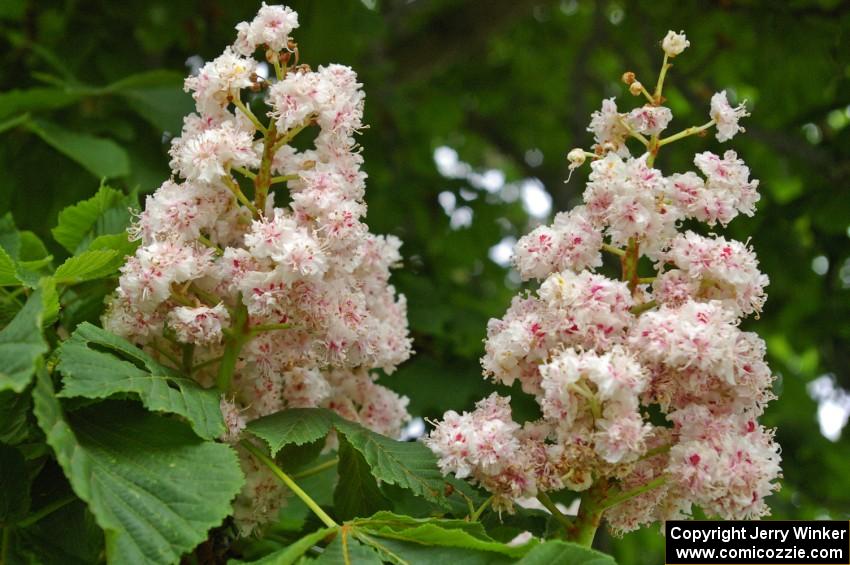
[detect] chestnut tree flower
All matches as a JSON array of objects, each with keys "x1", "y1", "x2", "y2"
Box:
[
  {"x1": 427, "y1": 30, "x2": 780, "y2": 544},
  {"x1": 105, "y1": 3, "x2": 413, "y2": 534}
]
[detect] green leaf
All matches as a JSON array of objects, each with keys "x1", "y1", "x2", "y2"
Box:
[
  {"x1": 0, "y1": 214, "x2": 48, "y2": 287},
  {"x1": 15, "y1": 500, "x2": 105, "y2": 565},
  {"x1": 26, "y1": 119, "x2": 130, "y2": 179},
  {"x1": 40, "y1": 277, "x2": 59, "y2": 328},
  {"x1": 354, "y1": 512, "x2": 489, "y2": 537},
  {"x1": 0, "y1": 389, "x2": 33, "y2": 444},
  {"x1": 54, "y1": 249, "x2": 122, "y2": 284},
  {"x1": 334, "y1": 438, "x2": 391, "y2": 520},
  {"x1": 229, "y1": 527, "x2": 337, "y2": 565},
  {"x1": 103, "y1": 70, "x2": 193, "y2": 134},
  {"x1": 0, "y1": 212, "x2": 20, "y2": 256},
  {"x1": 0, "y1": 246, "x2": 19, "y2": 286},
  {"x1": 248, "y1": 409, "x2": 449, "y2": 507},
  {"x1": 356, "y1": 513, "x2": 532, "y2": 559},
  {"x1": 0, "y1": 286, "x2": 47, "y2": 392},
  {"x1": 0, "y1": 443, "x2": 30, "y2": 523},
  {"x1": 52, "y1": 184, "x2": 135, "y2": 254},
  {"x1": 19, "y1": 231, "x2": 50, "y2": 262},
  {"x1": 357, "y1": 533, "x2": 513, "y2": 565},
  {"x1": 0, "y1": 88, "x2": 81, "y2": 121},
  {"x1": 516, "y1": 540, "x2": 617, "y2": 565},
  {"x1": 333, "y1": 419, "x2": 448, "y2": 507},
  {"x1": 89, "y1": 232, "x2": 141, "y2": 257},
  {"x1": 32, "y1": 372, "x2": 244, "y2": 565},
  {"x1": 56, "y1": 322, "x2": 225, "y2": 440},
  {"x1": 315, "y1": 532, "x2": 383, "y2": 565},
  {"x1": 247, "y1": 408, "x2": 337, "y2": 456}
]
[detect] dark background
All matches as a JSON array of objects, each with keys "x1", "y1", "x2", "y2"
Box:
[{"x1": 1, "y1": 1, "x2": 848, "y2": 562}]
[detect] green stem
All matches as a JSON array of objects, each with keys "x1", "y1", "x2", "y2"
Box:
[
  {"x1": 272, "y1": 57, "x2": 285, "y2": 81},
  {"x1": 231, "y1": 95, "x2": 267, "y2": 134},
  {"x1": 567, "y1": 481, "x2": 606, "y2": 547},
  {"x1": 191, "y1": 355, "x2": 222, "y2": 374},
  {"x1": 637, "y1": 83, "x2": 655, "y2": 104},
  {"x1": 569, "y1": 383, "x2": 600, "y2": 420},
  {"x1": 629, "y1": 300, "x2": 657, "y2": 316},
  {"x1": 292, "y1": 458, "x2": 339, "y2": 480},
  {"x1": 599, "y1": 476, "x2": 666, "y2": 512},
  {"x1": 150, "y1": 339, "x2": 181, "y2": 368},
  {"x1": 222, "y1": 176, "x2": 259, "y2": 217},
  {"x1": 601, "y1": 243, "x2": 625, "y2": 257},
  {"x1": 536, "y1": 492, "x2": 574, "y2": 532},
  {"x1": 216, "y1": 301, "x2": 249, "y2": 393},
  {"x1": 233, "y1": 166, "x2": 256, "y2": 180},
  {"x1": 270, "y1": 174, "x2": 299, "y2": 185},
  {"x1": 254, "y1": 116, "x2": 280, "y2": 213},
  {"x1": 17, "y1": 494, "x2": 77, "y2": 528},
  {"x1": 197, "y1": 235, "x2": 223, "y2": 255},
  {"x1": 637, "y1": 276, "x2": 656, "y2": 284},
  {"x1": 271, "y1": 120, "x2": 311, "y2": 154},
  {"x1": 168, "y1": 288, "x2": 195, "y2": 307},
  {"x1": 653, "y1": 54, "x2": 670, "y2": 102},
  {"x1": 1, "y1": 286, "x2": 26, "y2": 301},
  {"x1": 616, "y1": 115, "x2": 649, "y2": 146},
  {"x1": 239, "y1": 440, "x2": 338, "y2": 529},
  {"x1": 621, "y1": 237, "x2": 640, "y2": 294},
  {"x1": 189, "y1": 284, "x2": 221, "y2": 308},
  {"x1": 658, "y1": 120, "x2": 715, "y2": 146},
  {"x1": 638, "y1": 443, "x2": 671, "y2": 461},
  {"x1": 249, "y1": 322, "x2": 292, "y2": 335},
  {"x1": 469, "y1": 495, "x2": 494, "y2": 522}
]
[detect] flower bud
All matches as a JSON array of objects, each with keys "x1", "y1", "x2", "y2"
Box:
[
  {"x1": 662, "y1": 30, "x2": 689, "y2": 57},
  {"x1": 629, "y1": 81, "x2": 643, "y2": 96},
  {"x1": 621, "y1": 71, "x2": 636, "y2": 85},
  {"x1": 567, "y1": 148, "x2": 586, "y2": 169}
]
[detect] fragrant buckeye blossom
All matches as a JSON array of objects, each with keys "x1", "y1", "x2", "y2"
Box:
[
  {"x1": 105, "y1": 3, "x2": 413, "y2": 533},
  {"x1": 426, "y1": 31, "x2": 780, "y2": 543}
]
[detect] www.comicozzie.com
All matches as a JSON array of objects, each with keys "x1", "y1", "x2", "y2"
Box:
[{"x1": 665, "y1": 521, "x2": 850, "y2": 564}]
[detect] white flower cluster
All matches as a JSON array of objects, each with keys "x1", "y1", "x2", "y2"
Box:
[
  {"x1": 427, "y1": 30, "x2": 780, "y2": 532},
  {"x1": 105, "y1": 4, "x2": 412, "y2": 534}
]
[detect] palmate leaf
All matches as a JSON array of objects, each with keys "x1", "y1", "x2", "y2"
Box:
[
  {"x1": 333, "y1": 418, "x2": 448, "y2": 507},
  {"x1": 0, "y1": 214, "x2": 53, "y2": 287},
  {"x1": 51, "y1": 184, "x2": 136, "y2": 255},
  {"x1": 56, "y1": 322, "x2": 224, "y2": 440},
  {"x1": 515, "y1": 541, "x2": 617, "y2": 564},
  {"x1": 26, "y1": 119, "x2": 130, "y2": 179},
  {"x1": 0, "y1": 88, "x2": 82, "y2": 121},
  {"x1": 0, "y1": 443, "x2": 30, "y2": 524},
  {"x1": 357, "y1": 534, "x2": 514, "y2": 565},
  {"x1": 0, "y1": 388, "x2": 33, "y2": 444},
  {"x1": 246, "y1": 408, "x2": 449, "y2": 507},
  {"x1": 53, "y1": 248, "x2": 122, "y2": 284},
  {"x1": 0, "y1": 285, "x2": 48, "y2": 393},
  {"x1": 13, "y1": 500, "x2": 105, "y2": 565},
  {"x1": 230, "y1": 527, "x2": 337, "y2": 565},
  {"x1": 0, "y1": 246, "x2": 19, "y2": 286},
  {"x1": 32, "y1": 371, "x2": 244, "y2": 565},
  {"x1": 334, "y1": 438, "x2": 391, "y2": 521},
  {"x1": 88, "y1": 231, "x2": 141, "y2": 257},
  {"x1": 246, "y1": 408, "x2": 338, "y2": 455},
  {"x1": 354, "y1": 512, "x2": 533, "y2": 560},
  {"x1": 315, "y1": 531, "x2": 383, "y2": 565}
]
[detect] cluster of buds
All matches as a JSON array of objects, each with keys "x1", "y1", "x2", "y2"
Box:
[
  {"x1": 105, "y1": 3, "x2": 413, "y2": 533},
  {"x1": 427, "y1": 31, "x2": 780, "y2": 536}
]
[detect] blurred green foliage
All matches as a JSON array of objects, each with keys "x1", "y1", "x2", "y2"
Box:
[{"x1": 1, "y1": 0, "x2": 849, "y2": 562}]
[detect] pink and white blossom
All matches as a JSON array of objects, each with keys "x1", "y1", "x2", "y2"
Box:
[{"x1": 710, "y1": 91, "x2": 749, "y2": 142}]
